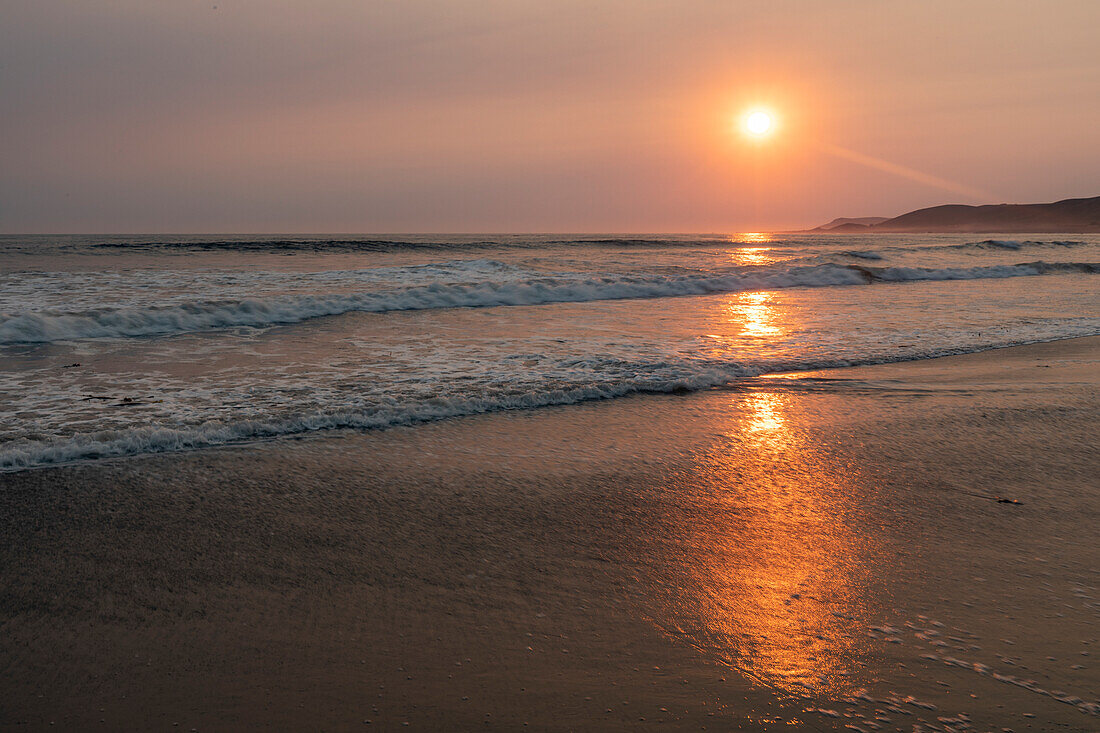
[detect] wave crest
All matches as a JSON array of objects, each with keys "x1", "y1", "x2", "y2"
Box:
[{"x1": 2, "y1": 261, "x2": 1095, "y2": 344}]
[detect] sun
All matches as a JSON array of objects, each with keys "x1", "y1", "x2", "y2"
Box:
[{"x1": 745, "y1": 110, "x2": 773, "y2": 136}]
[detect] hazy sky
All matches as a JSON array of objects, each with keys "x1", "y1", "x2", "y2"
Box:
[{"x1": 2, "y1": 1, "x2": 1097, "y2": 233}]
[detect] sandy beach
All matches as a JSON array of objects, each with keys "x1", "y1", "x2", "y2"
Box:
[
  {"x1": 1, "y1": 337, "x2": 1097, "y2": 731},
  {"x1": 6, "y1": 1, "x2": 1098, "y2": 729}
]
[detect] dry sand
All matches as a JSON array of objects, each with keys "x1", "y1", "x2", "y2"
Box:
[{"x1": 1, "y1": 337, "x2": 1097, "y2": 731}]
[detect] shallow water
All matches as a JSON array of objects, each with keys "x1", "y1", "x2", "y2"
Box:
[
  {"x1": 1, "y1": 233, "x2": 1098, "y2": 469},
  {"x1": 0, "y1": 337, "x2": 1096, "y2": 730}
]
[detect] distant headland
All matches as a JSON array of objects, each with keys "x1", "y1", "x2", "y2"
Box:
[{"x1": 805, "y1": 195, "x2": 1100, "y2": 233}]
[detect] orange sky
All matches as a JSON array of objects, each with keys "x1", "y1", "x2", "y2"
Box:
[{"x1": 2, "y1": 1, "x2": 1097, "y2": 233}]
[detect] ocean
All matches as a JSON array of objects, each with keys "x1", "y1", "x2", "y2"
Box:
[{"x1": 1, "y1": 232, "x2": 1097, "y2": 471}]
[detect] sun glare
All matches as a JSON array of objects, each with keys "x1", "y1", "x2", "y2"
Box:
[{"x1": 745, "y1": 110, "x2": 773, "y2": 136}]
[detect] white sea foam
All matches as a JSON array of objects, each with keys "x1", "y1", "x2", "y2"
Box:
[
  {"x1": 4, "y1": 233, "x2": 1099, "y2": 472},
  {"x1": 5, "y1": 327, "x2": 1099, "y2": 472},
  {"x1": 2, "y1": 261, "x2": 1095, "y2": 344},
  {"x1": 0, "y1": 365, "x2": 754, "y2": 470}
]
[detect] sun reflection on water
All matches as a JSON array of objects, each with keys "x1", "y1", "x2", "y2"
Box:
[
  {"x1": 729, "y1": 247, "x2": 774, "y2": 266},
  {"x1": 727, "y1": 233, "x2": 777, "y2": 266},
  {"x1": 728, "y1": 290, "x2": 783, "y2": 339},
  {"x1": 699, "y1": 288, "x2": 790, "y2": 370}
]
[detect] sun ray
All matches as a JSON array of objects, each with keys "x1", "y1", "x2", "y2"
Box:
[{"x1": 819, "y1": 142, "x2": 997, "y2": 203}]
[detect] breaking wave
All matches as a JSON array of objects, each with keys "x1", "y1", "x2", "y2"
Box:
[
  {"x1": 0, "y1": 366, "x2": 755, "y2": 470},
  {"x1": 5, "y1": 327, "x2": 1096, "y2": 472},
  {"x1": 2, "y1": 261, "x2": 1096, "y2": 344}
]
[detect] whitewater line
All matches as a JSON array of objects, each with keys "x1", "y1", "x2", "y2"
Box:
[{"x1": 1, "y1": 261, "x2": 1096, "y2": 345}]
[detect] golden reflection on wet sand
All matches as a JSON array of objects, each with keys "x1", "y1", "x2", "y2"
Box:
[
  {"x1": 665, "y1": 389, "x2": 871, "y2": 698},
  {"x1": 661, "y1": 291, "x2": 873, "y2": 699}
]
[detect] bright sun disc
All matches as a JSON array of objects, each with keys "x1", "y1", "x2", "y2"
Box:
[{"x1": 745, "y1": 111, "x2": 773, "y2": 135}]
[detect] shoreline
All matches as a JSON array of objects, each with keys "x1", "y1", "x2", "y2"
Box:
[
  {"x1": 1, "y1": 335, "x2": 1097, "y2": 730},
  {"x1": 3, "y1": 332, "x2": 1098, "y2": 476}
]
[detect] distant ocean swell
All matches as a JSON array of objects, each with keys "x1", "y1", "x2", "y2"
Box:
[
  {"x1": 821, "y1": 239, "x2": 1086, "y2": 262},
  {"x1": 82, "y1": 236, "x2": 1086, "y2": 253},
  {"x1": 87, "y1": 237, "x2": 725, "y2": 253},
  {"x1": 2, "y1": 260, "x2": 1096, "y2": 344},
  {"x1": 958, "y1": 239, "x2": 1084, "y2": 250}
]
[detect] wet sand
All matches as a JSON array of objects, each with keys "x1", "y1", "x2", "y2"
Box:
[{"x1": 1, "y1": 337, "x2": 1097, "y2": 731}]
